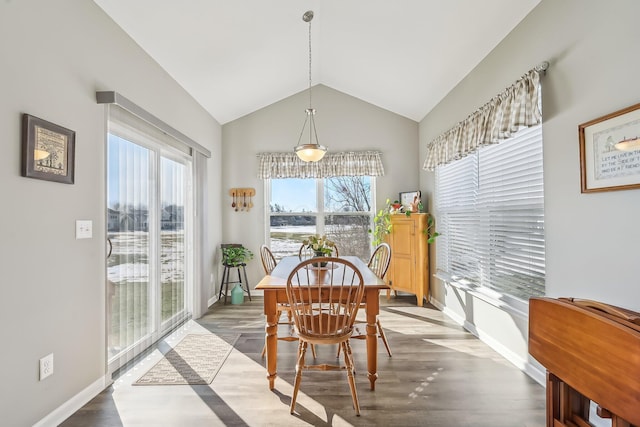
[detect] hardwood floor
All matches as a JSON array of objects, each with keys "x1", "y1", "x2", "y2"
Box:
[{"x1": 61, "y1": 296, "x2": 545, "y2": 426}]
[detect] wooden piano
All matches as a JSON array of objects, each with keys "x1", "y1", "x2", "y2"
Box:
[{"x1": 529, "y1": 297, "x2": 640, "y2": 427}]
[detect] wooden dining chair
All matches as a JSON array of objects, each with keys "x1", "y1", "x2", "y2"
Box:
[
  {"x1": 286, "y1": 257, "x2": 365, "y2": 416},
  {"x1": 338, "y1": 242, "x2": 393, "y2": 357},
  {"x1": 260, "y1": 244, "x2": 277, "y2": 275},
  {"x1": 259, "y1": 244, "x2": 316, "y2": 359}
]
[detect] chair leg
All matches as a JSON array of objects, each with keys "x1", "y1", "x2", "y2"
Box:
[
  {"x1": 241, "y1": 265, "x2": 252, "y2": 301},
  {"x1": 290, "y1": 341, "x2": 307, "y2": 414},
  {"x1": 219, "y1": 266, "x2": 230, "y2": 304},
  {"x1": 343, "y1": 338, "x2": 356, "y2": 375},
  {"x1": 342, "y1": 341, "x2": 360, "y2": 416},
  {"x1": 377, "y1": 318, "x2": 392, "y2": 357}
]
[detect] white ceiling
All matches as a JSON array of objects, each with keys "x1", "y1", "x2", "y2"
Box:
[{"x1": 94, "y1": 0, "x2": 540, "y2": 125}]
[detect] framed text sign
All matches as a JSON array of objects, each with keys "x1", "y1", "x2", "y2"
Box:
[
  {"x1": 21, "y1": 113, "x2": 75, "y2": 184},
  {"x1": 579, "y1": 103, "x2": 640, "y2": 193}
]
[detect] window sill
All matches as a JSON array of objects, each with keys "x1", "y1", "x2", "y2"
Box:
[{"x1": 434, "y1": 271, "x2": 529, "y2": 319}]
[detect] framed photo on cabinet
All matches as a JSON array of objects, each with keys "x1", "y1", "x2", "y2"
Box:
[{"x1": 399, "y1": 190, "x2": 422, "y2": 212}]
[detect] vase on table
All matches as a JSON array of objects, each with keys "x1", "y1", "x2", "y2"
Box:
[{"x1": 313, "y1": 251, "x2": 328, "y2": 267}]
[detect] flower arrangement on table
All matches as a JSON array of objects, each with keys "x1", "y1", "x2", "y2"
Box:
[{"x1": 302, "y1": 234, "x2": 335, "y2": 257}]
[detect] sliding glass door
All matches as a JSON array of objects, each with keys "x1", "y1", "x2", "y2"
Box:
[{"x1": 107, "y1": 132, "x2": 192, "y2": 372}]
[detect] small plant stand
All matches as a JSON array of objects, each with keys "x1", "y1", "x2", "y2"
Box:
[
  {"x1": 219, "y1": 262, "x2": 251, "y2": 304},
  {"x1": 219, "y1": 244, "x2": 252, "y2": 305}
]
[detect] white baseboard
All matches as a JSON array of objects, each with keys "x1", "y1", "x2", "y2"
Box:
[
  {"x1": 207, "y1": 289, "x2": 263, "y2": 308},
  {"x1": 430, "y1": 296, "x2": 545, "y2": 387},
  {"x1": 207, "y1": 294, "x2": 218, "y2": 307},
  {"x1": 523, "y1": 360, "x2": 546, "y2": 386},
  {"x1": 33, "y1": 375, "x2": 108, "y2": 427}
]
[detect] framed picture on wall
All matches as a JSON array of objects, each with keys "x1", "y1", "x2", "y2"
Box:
[
  {"x1": 399, "y1": 190, "x2": 422, "y2": 212},
  {"x1": 21, "y1": 113, "x2": 75, "y2": 184},
  {"x1": 579, "y1": 102, "x2": 640, "y2": 193}
]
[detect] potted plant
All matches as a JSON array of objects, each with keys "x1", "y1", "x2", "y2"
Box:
[
  {"x1": 302, "y1": 235, "x2": 335, "y2": 257},
  {"x1": 369, "y1": 198, "x2": 393, "y2": 246},
  {"x1": 221, "y1": 245, "x2": 254, "y2": 266},
  {"x1": 301, "y1": 235, "x2": 335, "y2": 267}
]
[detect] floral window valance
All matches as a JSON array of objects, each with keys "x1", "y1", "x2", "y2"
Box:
[
  {"x1": 257, "y1": 151, "x2": 384, "y2": 179},
  {"x1": 422, "y1": 67, "x2": 544, "y2": 171}
]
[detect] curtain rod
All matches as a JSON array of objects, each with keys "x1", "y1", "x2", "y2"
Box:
[
  {"x1": 96, "y1": 91, "x2": 211, "y2": 158},
  {"x1": 535, "y1": 61, "x2": 549, "y2": 73}
]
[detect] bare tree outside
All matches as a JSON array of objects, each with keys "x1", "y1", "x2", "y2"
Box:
[
  {"x1": 324, "y1": 176, "x2": 372, "y2": 261},
  {"x1": 324, "y1": 176, "x2": 371, "y2": 212},
  {"x1": 268, "y1": 176, "x2": 373, "y2": 261}
]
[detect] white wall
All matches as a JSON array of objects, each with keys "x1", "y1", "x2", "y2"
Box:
[
  {"x1": 420, "y1": 0, "x2": 640, "y2": 379},
  {"x1": 0, "y1": 1, "x2": 221, "y2": 425},
  {"x1": 222, "y1": 85, "x2": 419, "y2": 284}
]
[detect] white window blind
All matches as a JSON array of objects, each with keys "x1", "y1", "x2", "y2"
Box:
[{"x1": 435, "y1": 124, "x2": 545, "y2": 301}]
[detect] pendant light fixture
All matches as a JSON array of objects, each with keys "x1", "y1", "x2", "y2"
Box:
[{"x1": 294, "y1": 10, "x2": 327, "y2": 162}]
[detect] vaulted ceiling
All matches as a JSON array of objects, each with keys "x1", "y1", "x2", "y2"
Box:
[{"x1": 94, "y1": 0, "x2": 540, "y2": 124}]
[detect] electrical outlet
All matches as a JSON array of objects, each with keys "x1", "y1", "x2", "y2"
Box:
[{"x1": 39, "y1": 353, "x2": 54, "y2": 380}]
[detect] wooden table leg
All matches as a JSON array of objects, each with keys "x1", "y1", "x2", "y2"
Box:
[
  {"x1": 264, "y1": 290, "x2": 278, "y2": 389},
  {"x1": 365, "y1": 289, "x2": 379, "y2": 390}
]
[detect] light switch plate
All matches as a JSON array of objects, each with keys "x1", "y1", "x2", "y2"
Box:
[{"x1": 76, "y1": 220, "x2": 92, "y2": 239}]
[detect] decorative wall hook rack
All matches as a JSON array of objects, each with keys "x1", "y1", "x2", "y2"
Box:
[{"x1": 229, "y1": 188, "x2": 255, "y2": 212}]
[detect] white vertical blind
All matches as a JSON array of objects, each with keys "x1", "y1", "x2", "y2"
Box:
[
  {"x1": 106, "y1": 104, "x2": 194, "y2": 373},
  {"x1": 107, "y1": 136, "x2": 153, "y2": 364},
  {"x1": 436, "y1": 124, "x2": 545, "y2": 301}
]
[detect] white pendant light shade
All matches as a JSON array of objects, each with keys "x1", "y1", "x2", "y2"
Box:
[
  {"x1": 295, "y1": 107, "x2": 326, "y2": 162},
  {"x1": 295, "y1": 144, "x2": 327, "y2": 162},
  {"x1": 294, "y1": 10, "x2": 327, "y2": 162}
]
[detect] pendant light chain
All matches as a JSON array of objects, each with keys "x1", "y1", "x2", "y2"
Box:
[{"x1": 308, "y1": 16, "x2": 312, "y2": 109}]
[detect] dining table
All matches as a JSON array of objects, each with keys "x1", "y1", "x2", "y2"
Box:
[{"x1": 255, "y1": 255, "x2": 389, "y2": 391}]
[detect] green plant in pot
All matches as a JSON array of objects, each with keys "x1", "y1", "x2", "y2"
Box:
[
  {"x1": 369, "y1": 198, "x2": 393, "y2": 247},
  {"x1": 221, "y1": 246, "x2": 254, "y2": 267},
  {"x1": 302, "y1": 234, "x2": 335, "y2": 256},
  {"x1": 302, "y1": 234, "x2": 334, "y2": 267}
]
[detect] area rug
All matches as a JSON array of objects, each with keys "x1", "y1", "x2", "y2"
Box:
[{"x1": 134, "y1": 333, "x2": 239, "y2": 385}]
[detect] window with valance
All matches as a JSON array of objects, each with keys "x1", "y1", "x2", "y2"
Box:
[{"x1": 429, "y1": 66, "x2": 546, "y2": 308}]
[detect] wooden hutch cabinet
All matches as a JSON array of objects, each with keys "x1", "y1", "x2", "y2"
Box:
[{"x1": 386, "y1": 213, "x2": 429, "y2": 306}]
